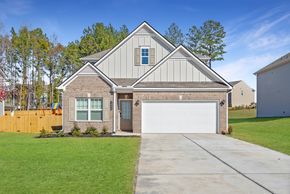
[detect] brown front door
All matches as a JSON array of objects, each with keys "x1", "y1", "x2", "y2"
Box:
[{"x1": 120, "y1": 100, "x2": 132, "y2": 131}]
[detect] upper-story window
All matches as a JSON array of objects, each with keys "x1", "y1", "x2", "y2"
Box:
[{"x1": 141, "y1": 47, "x2": 149, "y2": 65}]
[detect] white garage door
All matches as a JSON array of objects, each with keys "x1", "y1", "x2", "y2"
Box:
[{"x1": 142, "y1": 101, "x2": 217, "y2": 133}]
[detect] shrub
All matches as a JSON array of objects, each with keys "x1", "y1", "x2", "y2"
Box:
[
  {"x1": 85, "y1": 126, "x2": 99, "y2": 137},
  {"x1": 71, "y1": 123, "x2": 81, "y2": 137},
  {"x1": 39, "y1": 128, "x2": 49, "y2": 138},
  {"x1": 228, "y1": 125, "x2": 233, "y2": 134},
  {"x1": 102, "y1": 126, "x2": 108, "y2": 134}
]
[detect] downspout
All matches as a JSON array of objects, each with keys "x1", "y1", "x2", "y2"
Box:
[
  {"x1": 226, "y1": 90, "x2": 231, "y2": 132},
  {"x1": 113, "y1": 87, "x2": 116, "y2": 133}
]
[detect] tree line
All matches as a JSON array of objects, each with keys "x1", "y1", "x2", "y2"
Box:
[
  {"x1": 0, "y1": 21, "x2": 225, "y2": 110},
  {"x1": 165, "y1": 20, "x2": 226, "y2": 67}
]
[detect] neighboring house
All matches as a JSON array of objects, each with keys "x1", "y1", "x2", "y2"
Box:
[
  {"x1": 228, "y1": 80, "x2": 255, "y2": 107},
  {"x1": 0, "y1": 68, "x2": 5, "y2": 116},
  {"x1": 254, "y1": 52, "x2": 290, "y2": 117},
  {"x1": 58, "y1": 22, "x2": 232, "y2": 134}
]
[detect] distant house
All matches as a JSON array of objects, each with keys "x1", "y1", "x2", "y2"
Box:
[
  {"x1": 0, "y1": 68, "x2": 5, "y2": 116},
  {"x1": 254, "y1": 52, "x2": 290, "y2": 117},
  {"x1": 228, "y1": 80, "x2": 255, "y2": 107}
]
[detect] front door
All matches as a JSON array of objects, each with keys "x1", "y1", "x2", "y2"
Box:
[{"x1": 120, "y1": 100, "x2": 132, "y2": 131}]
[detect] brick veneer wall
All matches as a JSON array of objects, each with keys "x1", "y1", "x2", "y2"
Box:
[
  {"x1": 132, "y1": 91, "x2": 228, "y2": 133},
  {"x1": 63, "y1": 75, "x2": 113, "y2": 133}
]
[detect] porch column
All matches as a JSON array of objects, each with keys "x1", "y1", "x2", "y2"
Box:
[{"x1": 113, "y1": 88, "x2": 117, "y2": 133}]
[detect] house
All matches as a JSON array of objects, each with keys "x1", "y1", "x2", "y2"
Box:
[
  {"x1": 0, "y1": 68, "x2": 5, "y2": 116},
  {"x1": 58, "y1": 22, "x2": 232, "y2": 134},
  {"x1": 254, "y1": 52, "x2": 290, "y2": 117},
  {"x1": 228, "y1": 80, "x2": 255, "y2": 107}
]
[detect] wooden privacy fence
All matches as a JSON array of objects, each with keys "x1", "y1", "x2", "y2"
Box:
[{"x1": 0, "y1": 110, "x2": 62, "y2": 133}]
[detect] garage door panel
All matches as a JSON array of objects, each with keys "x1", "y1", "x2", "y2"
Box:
[{"x1": 142, "y1": 101, "x2": 217, "y2": 133}]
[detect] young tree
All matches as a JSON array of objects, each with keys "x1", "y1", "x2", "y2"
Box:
[
  {"x1": 164, "y1": 23, "x2": 184, "y2": 46},
  {"x1": 30, "y1": 28, "x2": 50, "y2": 108},
  {"x1": 187, "y1": 20, "x2": 226, "y2": 67},
  {"x1": 11, "y1": 27, "x2": 32, "y2": 109},
  {"x1": 62, "y1": 41, "x2": 81, "y2": 74},
  {"x1": 0, "y1": 34, "x2": 20, "y2": 109},
  {"x1": 45, "y1": 36, "x2": 64, "y2": 105},
  {"x1": 79, "y1": 23, "x2": 129, "y2": 57}
]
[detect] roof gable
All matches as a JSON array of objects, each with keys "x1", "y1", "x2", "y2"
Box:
[
  {"x1": 57, "y1": 62, "x2": 116, "y2": 90},
  {"x1": 94, "y1": 21, "x2": 175, "y2": 67},
  {"x1": 132, "y1": 45, "x2": 232, "y2": 89},
  {"x1": 254, "y1": 52, "x2": 290, "y2": 75}
]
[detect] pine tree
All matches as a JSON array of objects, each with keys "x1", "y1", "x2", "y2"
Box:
[
  {"x1": 187, "y1": 20, "x2": 226, "y2": 67},
  {"x1": 164, "y1": 23, "x2": 184, "y2": 46}
]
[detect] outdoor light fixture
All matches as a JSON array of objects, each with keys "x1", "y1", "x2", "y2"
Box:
[
  {"x1": 135, "y1": 100, "x2": 140, "y2": 106},
  {"x1": 220, "y1": 100, "x2": 225, "y2": 106}
]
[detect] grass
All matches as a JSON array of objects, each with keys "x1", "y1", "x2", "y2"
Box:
[
  {"x1": 228, "y1": 109, "x2": 290, "y2": 155},
  {"x1": 0, "y1": 133, "x2": 140, "y2": 194}
]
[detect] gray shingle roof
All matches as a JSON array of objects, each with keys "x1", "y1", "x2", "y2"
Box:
[
  {"x1": 229, "y1": 80, "x2": 241, "y2": 86},
  {"x1": 111, "y1": 78, "x2": 137, "y2": 86},
  {"x1": 80, "y1": 49, "x2": 111, "y2": 61},
  {"x1": 254, "y1": 52, "x2": 290, "y2": 74},
  {"x1": 135, "y1": 81, "x2": 228, "y2": 88}
]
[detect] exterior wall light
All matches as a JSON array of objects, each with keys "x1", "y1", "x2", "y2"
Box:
[
  {"x1": 220, "y1": 100, "x2": 225, "y2": 106},
  {"x1": 135, "y1": 100, "x2": 140, "y2": 106}
]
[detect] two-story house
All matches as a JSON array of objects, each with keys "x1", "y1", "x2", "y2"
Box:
[{"x1": 58, "y1": 22, "x2": 232, "y2": 134}]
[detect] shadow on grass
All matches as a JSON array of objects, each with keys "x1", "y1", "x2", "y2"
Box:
[{"x1": 229, "y1": 117, "x2": 286, "y2": 124}]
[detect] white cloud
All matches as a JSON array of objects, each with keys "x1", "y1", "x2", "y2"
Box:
[
  {"x1": 248, "y1": 33, "x2": 290, "y2": 49},
  {"x1": 215, "y1": 54, "x2": 277, "y2": 88},
  {"x1": 225, "y1": 9, "x2": 290, "y2": 52},
  {"x1": 253, "y1": 13, "x2": 290, "y2": 38}
]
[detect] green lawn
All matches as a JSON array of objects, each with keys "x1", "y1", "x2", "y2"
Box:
[
  {"x1": 229, "y1": 109, "x2": 290, "y2": 155},
  {"x1": 0, "y1": 133, "x2": 140, "y2": 194}
]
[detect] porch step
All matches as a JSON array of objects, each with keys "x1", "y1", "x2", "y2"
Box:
[{"x1": 113, "y1": 131, "x2": 141, "y2": 137}]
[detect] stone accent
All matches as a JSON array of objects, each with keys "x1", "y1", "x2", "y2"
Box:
[
  {"x1": 132, "y1": 91, "x2": 228, "y2": 134},
  {"x1": 63, "y1": 75, "x2": 113, "y2": 133}
]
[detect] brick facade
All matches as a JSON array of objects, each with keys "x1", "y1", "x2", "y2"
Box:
[
  {"x1": 63, "y1": 75, "x2": 113, "y2": 133},
  {"x1": 132, "y1": 91, "x2": 228, "y2": 134},
  {"x1": 63, "y1": 75, "x2": 228, "y2": 134}
]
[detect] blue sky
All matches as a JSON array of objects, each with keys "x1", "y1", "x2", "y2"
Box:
[{"x1": 1, "y1": 0, "x2": 290, "y2": 90}]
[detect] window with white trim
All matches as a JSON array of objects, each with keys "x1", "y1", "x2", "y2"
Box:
[
  {"x1": 141, "y1": 47, "x2": 149, "y2": 65},
  {"x1": 76, "y1": 98, "x2": 103, "y2": 121}
]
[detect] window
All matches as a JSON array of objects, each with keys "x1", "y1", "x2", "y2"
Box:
[
  {"x1": 241, "y1": 90, "x2": 244, "y2": 96},
  {"x1": 76, "y1": 98, "x2": 103, "y2": 121},
  {"x1": 141, "y1": 48, "x2": 149, "y2": 65}
]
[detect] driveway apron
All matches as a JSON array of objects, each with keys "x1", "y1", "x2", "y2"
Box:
[{"x1": 135, "y1": 134, "x2": 290, "y2": 194}]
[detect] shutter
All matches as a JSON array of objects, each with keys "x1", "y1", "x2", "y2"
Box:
[
  {"x1": 103, "y1": 99, "x2": 110, "y2": 121},
  {"x1": 69, "y1": 97, "x2": 75, "y2": 121},
  {"x1": 134, "y1": 48, "x2": 140, "y2": 65},
  {"x1": 150, "y1": 48, "x2": 155, "y2": 65}
]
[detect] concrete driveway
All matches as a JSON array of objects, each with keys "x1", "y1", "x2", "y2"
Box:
[{"x1": 135, "y1": 134, "x2": 290, "y2": 194}]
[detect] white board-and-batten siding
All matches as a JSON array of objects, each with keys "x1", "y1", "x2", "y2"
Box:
[
  {"x1": 97, "y1": 28, "x2": 172, "y2": 79},
  {"x1": 142, "y1": 58, "x2": 212, "y2": 82}
]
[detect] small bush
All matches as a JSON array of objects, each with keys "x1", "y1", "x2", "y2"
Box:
[
  {"x1": 85, "y1": 126, "x2": 99, "y2": 137},
  {"x1": 39, "y1": 128, "x2": 49, "y2": 138},
  {"x1": 102, "y1": 126, "x2": 108, "y2": 134},
  {"x1": 221, "y1": 131, "x2": 226, "y2": 135},
  {"x1": 228, "y1": 125, "x2": 233, "y2": 134},
  {"x1": 71, "y1": 123, "x2": 81, "y2": 137}
]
